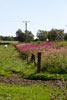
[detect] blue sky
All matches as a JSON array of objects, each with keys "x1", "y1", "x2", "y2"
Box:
[{"x1": 0, "y1": 0, "x2": 67, "y2": 37}]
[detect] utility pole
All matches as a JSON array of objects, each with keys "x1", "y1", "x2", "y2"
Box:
[
  {"x1": 22, "y1": 21, "x2": 30, "y2": 42},
  {"x1": 65, "y1": 25, "x2": 67, "y2": 33},
  {"x1": 22, "y1": 21, "x2": 30, "y2": 33}
]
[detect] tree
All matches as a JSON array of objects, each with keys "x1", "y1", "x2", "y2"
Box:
[
  {"x1": 37, "y1": 30, "x2": 48, "y2": 41},
  {"x1": 25, "y1": 30, "x2": 34, "y2": 42},
  {"x1": 0, "y1": 36, "x2": 3, "y2": 40},
  {"x1": 16, "y1": 29, "x2": 34, "y2": 42},
  {"x1": 64, "y1": 33, "x2": 67, "y2": 41},
  {"x1": 48, "y1": 29, "x2": 64, "y2": 41},
  {"x1": 16, "y1": 29, "x2": 25, "y2": 42}
]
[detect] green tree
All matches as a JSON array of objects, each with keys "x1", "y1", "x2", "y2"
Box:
[
  {"x1": 16, "y1": 29, "x2": 25, "y2": 42},
  {"x1": 64, "y1": 33, "x2": 67, "y2": 41},
  {"x1": 16, "y1": 29, "x2": 34, "y2": 42},
  {"x1": 25, "y1": 30, "x2": 34, "y2": 42},
  {"x1": 0, "y1": 36, "x2": 3, "y2": 40},
  {"x1": 37, "y1": 30, "x2": 48, "y2": 41},
  {"x1": 48, "y1": 29, "x2": 64, "y2": 41}
]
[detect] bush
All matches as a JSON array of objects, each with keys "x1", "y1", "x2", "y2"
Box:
[
  {"x1": 27, "y1": 73, "x2": 67, "y2": 80},
  {"x1": 42, "y1": 54, "x2": 67, "y2": 74}
]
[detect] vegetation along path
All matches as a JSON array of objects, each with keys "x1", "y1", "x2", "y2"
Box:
[
  {"x1": 0, "y1": 44, "x2": 67, "y2": 100},
  {"x1": 0, "y1": 44, "x2": 67, "y2": 81}
]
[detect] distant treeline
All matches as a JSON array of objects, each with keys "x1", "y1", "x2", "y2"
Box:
[
  {"x1": 16, "y1": 29, "x2": 67, "y2": 42},
  {"x1": 0, "y1": 28, "x2": 67, "y2": 42},
  {"x1": 0, "y1": 36, "x2": 17, "y2": 41}
]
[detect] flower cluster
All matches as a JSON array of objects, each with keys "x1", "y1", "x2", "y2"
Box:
[{"x1": 13, "y1": 42, "x2": 54, "y2": 55}]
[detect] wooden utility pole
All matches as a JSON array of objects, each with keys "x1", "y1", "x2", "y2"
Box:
[
  {"x1": 22, "y1": 21, "x2": 30, "y2": 42},
  {"x1": 22, "y1": 21, "x2": 30, "y2": 32}
]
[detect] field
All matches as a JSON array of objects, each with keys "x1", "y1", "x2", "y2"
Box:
[
  {"x1": 0, "y1": 82, "x2": 67, "y2": 100},
  {"x1": 12, "y1": 41, "x2": 67, "y2": 80},
  {"x1": 0, "y1": 41, "x2": 18, "y2": 44},
  {"x1": 0, "y1": 41, "x2": 67, "y2": 100}
]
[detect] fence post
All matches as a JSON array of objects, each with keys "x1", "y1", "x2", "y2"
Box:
[
  {"x1": 30, "y1": 54, "x2": 36, "y2": 66},
  {"x1": 37, "y1": 52, "x2": 41, "y2": 73}
]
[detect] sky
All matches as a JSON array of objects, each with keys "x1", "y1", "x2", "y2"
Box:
[{"x1": 0, "y1": 0, "x2": 67, "y2": 37}]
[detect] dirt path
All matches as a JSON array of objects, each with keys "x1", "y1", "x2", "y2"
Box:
[{"x1": 0, "y1": 74, "x2": 67, "y2": 86}]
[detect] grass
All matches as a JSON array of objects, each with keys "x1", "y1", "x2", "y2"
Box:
[
  {"x1": 0, "y1": 83, "x2": 51, "y2": 100},
  {"x1": 0, "y1": 41, "x2": 18, "y2": 44},
  {"x1": 55, "y1": 41, "x2": 67, "y2": 48},
  {"x1": 0, "y1": 82, "x2": 67, "y2": 100},
  {"x1": 0, "y1": 44, "x2": 67, "y2": 80},
  {"x1": 0, "y1": 44, "x2": 67, "y2": 100},
  {"x1": 0, "y1": 44, "x2": 36, "y2": 77}
]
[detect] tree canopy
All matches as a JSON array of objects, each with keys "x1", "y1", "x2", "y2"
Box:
[
  {"x1": 16, "y1": 29, "x2": 34, "y2": 42},
  {"x1": 48, "y1": 29, "x2": 64, "y2": 41},
  {"x1": 37, "y1": 30, "x2": 48, "y2": 41},
  {"x1": 64, "y1": 33, "x2": 67, "y2": 41}
]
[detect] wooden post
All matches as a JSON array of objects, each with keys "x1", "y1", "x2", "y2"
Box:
[
  {"x1": 26, "y1": 55, "x2": 28, "y2": 63},
  {"x1": 30, "y1": 54, "x2": 36, "y2": 66},
  {"x1": 37, "y1": 52, "x2": 41, "y2": 73}
]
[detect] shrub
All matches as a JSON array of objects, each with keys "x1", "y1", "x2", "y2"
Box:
[{"x1": 42, "y1": 54, "x2": 67, "y2": 74}]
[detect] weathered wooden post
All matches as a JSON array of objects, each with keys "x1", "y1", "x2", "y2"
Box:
[
  {"x1": 37, "y1": 52, "x2": 41, "y2": 73},
  {"x1": 30, "y1": 54, "x2": 36, "y2": 66},
  {"x1": 26, "y1": 55, "x2": 28, "y2": 63}
]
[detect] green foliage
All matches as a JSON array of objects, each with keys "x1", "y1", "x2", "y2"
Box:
[
  {"x1": 0, "y1": 43, "x2": 67, "y2": 100},
  {"x1": 0, "y1": 45, "x2": 24, "y2": 76},
  {"x1": 0, "y1": 82, "x2": 66, "y2": 100},
  {"x1": 42, "y1": 54, "x2": 67, "y2": 74},
  {"x1": 25, "y1": 30, "x2": 34, "y2": 42},
  {"x1": 0, "y1": 83, "x2": 51, "y2": 100},
  {"x1": 0, "y1": 44, "x2": 67, "y2": 80},
  {"x1": 37, "y1": 30, "x2": 48, "y2": 41},
  {"x1": 50, "y1": 80, "x2": 67, "y2": 100},
  {"x1": 36, "y1": 29, "x2": 65, "y2": 41},
  {"x1": 64, "y1": 33, "x2": 67, "y2": 41},
  {"x1": 30, "y1": 40, "x2": 42, "y2": 44},
  {"x1": 16, "y1": 29, "x2": 34, "y2": 42},
  {"x1": 55, "y1": 41, "x2": 67, "y2": 48},
  {"x1": 0, "y1": 36, "x2": 3, "y2": 40},
  {"x1": 0, "y1": 35, "x2": 17, "y2": 41},
  {"x1": 0, "y1": 41, "x2": 18, "y2": 44},
  {"x1": 16, "y1": 29, "x2": 26, "y2": 42},
  {"x1": 28, "y1": 73, "x2": 67, "y2": 80},
  {"x1": 48, "y1": 29, "x2": 64, "y2": 41}
]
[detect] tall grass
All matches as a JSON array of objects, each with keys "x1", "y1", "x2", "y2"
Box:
[{"x1": 0, "y1": 43, "x2": 67, "y2": 80}]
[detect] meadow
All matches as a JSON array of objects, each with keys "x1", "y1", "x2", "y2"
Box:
[
  {"x1": 0, "y1": 82, "x2": 67, "y2": 100},
  {"x1": 13, "y1": 41, "x2": 67, "y2": 80},
  {"x1": 0, "y1": 42, "x2": 67, "y2": 80},
  {"x1": 0, "y1": 41, "x2": 67, "y2": 100},
  {"x1": 0, "y1": 41, "x2": 18, "y2": 44}
]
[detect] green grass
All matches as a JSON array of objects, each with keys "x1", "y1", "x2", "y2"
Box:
[
  {"x1": 0, "y1": 44, "x2": 67, "y2": 80},
  {"x1": 0, "y1": 83, "x2": 51, "y2": 100},
  {"x1": 0, "y1": 82, "x2": 67, "y2": 100},
  {"x1": 0, "y1": 44, "x2": 67, "y2": 100},
  {"x1": 0, "y1": 41, "x2": 18, "y2": 44},
  {"x1": 0, "y1": 44, "x2": 36, "y2": 77},
  {"x1": 0, "y1": 45, "x2": 22, "y2": 76},
  {"x1": 55, "y1": 41, "x2": 67, "y2": 48}
]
